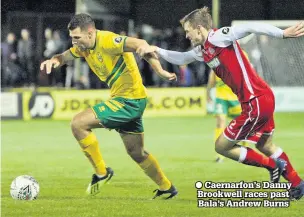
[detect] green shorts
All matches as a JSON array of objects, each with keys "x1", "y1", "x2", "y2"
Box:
[
  {"x1": 92, "y1": 97, "x2": 147, "y2": 133},
  {"x1": 214, "y1": 98, "x2": 241, "y2": 118}
]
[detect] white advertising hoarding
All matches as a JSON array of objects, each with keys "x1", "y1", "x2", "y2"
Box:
[
  {"x1": 1, "y1": 92, "x2": 21, "y2": 119},
  {"x1": 272, "y1": 87, "x2": 304, "y2": 112}
]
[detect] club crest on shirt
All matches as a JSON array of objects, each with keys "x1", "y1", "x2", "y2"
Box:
[
  {"x1": 114, "y1": 37, "x2": 123, "y2": 44},
  {"x1": 96, "y1": 52, "x2": 103, "y2": 62}
]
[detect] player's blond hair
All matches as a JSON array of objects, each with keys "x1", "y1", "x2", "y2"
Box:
[{"x1": 180, "y1": 7, "x2": 212, "y2": 30}]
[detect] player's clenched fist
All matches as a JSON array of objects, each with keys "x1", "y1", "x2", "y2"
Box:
[{"x1": 40, "y1": 58, "x2": 60, "y2": 74}]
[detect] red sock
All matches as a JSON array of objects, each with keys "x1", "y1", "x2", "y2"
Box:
[
  {"x1": 278, "y1": 152, "x2": 302, "y2": 187},
  {"x1": 242, "y1": 147, "x2": 276, "y2": 170}
]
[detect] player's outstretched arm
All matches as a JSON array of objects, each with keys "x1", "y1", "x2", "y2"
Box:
[
  {"x1": 40, "y1": 50, "x2": 75, "y2": 74},
  {"x1": 210, "y1": 22, "x2": 294, "y2": 47},
  {"x1": 124, "y1": 37, "x2": 154, "y2": 54},
  {"x1": 143, "y1": 53, "x2": 177, "y2": 81},
  {"x1": 231, "y1": 21, "x2": 304, "y2": 40},
  {"x1": 136, "y1": 45, "x2": 202, "y2": 65},
  {"x1": 212, "y1": 23, "x2": 282, "y2": 47},
  {"x1": 231, "y1": 23, "x2": 284, "y2": 40},
  {"x1": 213, "y1": 21, "x2": 304, "y2": 47},
  {"x1": 156, "y1": 47, "x2": 203, "y2": 65},
  {"x1": 123, "y1": 37, "x2": 176, "y2": 81}
]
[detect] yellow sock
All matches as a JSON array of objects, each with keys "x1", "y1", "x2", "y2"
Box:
[
  {"x1": 139, "y1": 154, "x2": 171, "y2": 191},
  {"x1": 78, "y1": 132, "x2": 107, "y2": 176},
  {"x1": 215, "y1": 128, "x2": 225, "y2": 160}
]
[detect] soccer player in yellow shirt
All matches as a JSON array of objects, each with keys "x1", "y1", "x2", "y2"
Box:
[{"x1": 40, "y1": 14, "x2": 177, "y2": 199}]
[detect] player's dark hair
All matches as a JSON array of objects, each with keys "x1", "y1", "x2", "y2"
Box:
[
  {"x1": 180, "y1": 7, "x2": 212, "y2": 30},
  {"x1": 68, "y1": 13, "x2": 95, "y2": 31}
]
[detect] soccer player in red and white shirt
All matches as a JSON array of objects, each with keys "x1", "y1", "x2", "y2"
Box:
[{"x1": 136, "y1": 7, "x2": 304, "y2": 200}]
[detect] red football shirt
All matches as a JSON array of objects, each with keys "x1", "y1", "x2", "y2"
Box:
[{"x1": 202, "y1": 28, "x2": 272, "y2": 102}]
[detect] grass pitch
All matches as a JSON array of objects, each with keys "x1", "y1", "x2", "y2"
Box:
[{"x1": 1, "y1": 113, "x2": 303, "y2": 217}]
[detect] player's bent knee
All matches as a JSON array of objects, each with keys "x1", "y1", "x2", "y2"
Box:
[
  {"x1": 255, "y1": 135, "x2": 275, "y2": 156},
  {"x1": 256, "y1": 143, "x2": 275, "y2": 156},
  {"x1": 70, "y1": 114, "x2": 87, "y2": 132},
  {"x1": 215, "y1": 136, "x2": 233, "y2": 155},
  {"x1": 215, "y1": 145, "x2": 224, "y2": 155},
  {"x1": 215, "y1": 142, "x2": 225, "y2": 155},
  {"x1": 126, "y1": 148, "x2": 146, "y2": 163},
  {"x1": 70, "y1": 116, "x2": 80, "y2": 130}
]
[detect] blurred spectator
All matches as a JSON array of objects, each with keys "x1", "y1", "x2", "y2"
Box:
[
  {"x1": 38, "y1": 28, "x2": 56, "y2": 86},
  {"x1": 43, "y1": 28, "x2": 56, "y2": 58},
  {"x1": 2, "y1": 33, "x2": 17, "y2": 66},
  {"x1": 2, "y1": 33, "x2": 19, "y2": 86},
  {"x1": 17, "y1": 29, "x2": 35, "y2": 86},
  {"x1": 40, "y1": 29, "x2": 68, "y2": 87},
  {"x1": 53, "y1": 30, "x2": 67, "y2": 54},
  {"x1": 1, "y1": 32, "x2": 25, "y2": 87},
  {"x1": 53, "y1": 30, "x2": 68, "y2": 87},
  {"x1": 191, "y1": 61, "x2": 209, "y2": 86},
  {"x1": 179, "y1": 65, "x2": 193, "y2": 87}
]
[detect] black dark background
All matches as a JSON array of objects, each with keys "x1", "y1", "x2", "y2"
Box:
[{"x1": 2, "y1": 0, "x2": 303, "y2": 28}]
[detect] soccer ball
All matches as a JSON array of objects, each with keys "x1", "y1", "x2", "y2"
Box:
[{"x1": 10, "y1": 175, "x2": 40, "y2": 200}]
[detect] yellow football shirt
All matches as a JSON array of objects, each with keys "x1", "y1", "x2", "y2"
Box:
[{"x1": 70, "y1": 30, "x2": 147, "y2": 99}]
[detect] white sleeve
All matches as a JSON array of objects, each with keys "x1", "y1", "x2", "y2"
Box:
[
  {"x1": 209, "y1": 23, "x2": 284, "y2": 47},
  {"x1": 157, "y1": 46, "x2": 204, "y2": 65}
]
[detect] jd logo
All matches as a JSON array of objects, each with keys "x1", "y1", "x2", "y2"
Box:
[{"x1": 29, "y1": 93, "x2": 55, "y2": 118}]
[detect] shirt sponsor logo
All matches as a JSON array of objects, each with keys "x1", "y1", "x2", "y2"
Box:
[{"x1": 206, "y1": 57, "x2": 220, "y2": 68}]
